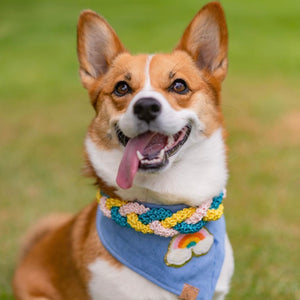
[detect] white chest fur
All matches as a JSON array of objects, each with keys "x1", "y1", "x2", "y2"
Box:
[
  {"x1": 85, "y1": 128, "x2": 228, "y2": 206},
  {"x1": 88, "y1": 259, "x2": 176, "y2": 300},
  {"x1": 87, "y1": 235, "x2": 233, "y2": 300}
]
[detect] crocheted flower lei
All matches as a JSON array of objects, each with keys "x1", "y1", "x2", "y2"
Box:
[{"x1": 97, "y1": 190, "x2": 224, "y2": 238}]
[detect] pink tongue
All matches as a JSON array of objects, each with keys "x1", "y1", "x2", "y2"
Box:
[{"x1": 116, "y1": 132, "x2": 157, "y2": 189}]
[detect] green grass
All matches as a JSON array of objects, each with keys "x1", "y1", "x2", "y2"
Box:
[{"x1": 1, "y1": 0, "x2": 299, "y2": 299}]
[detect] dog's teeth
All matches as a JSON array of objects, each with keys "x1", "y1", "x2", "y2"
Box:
[
  {"x1": 165, "y1": 135, "x2": 175, "y2": 151},
  {"x1": 141, "y1": 153, "x2": 164, "y2": 165},
  {"x1": 137, "y1": 151, "x2": 144, "y2": 161},
  {"x1": 158, "y1": 149, "x2": 164, "y2": 160},
  {"x1": 139, "y1": 149, "x2": 165, "y2": 166},
  {"x1": 142, "y1": 159, "x2": 151, "y2": 164},
  {"x1": 168, "y1": 135, "x2": 175, "y2": 146}
]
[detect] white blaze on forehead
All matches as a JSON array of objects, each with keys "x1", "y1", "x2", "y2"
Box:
[
  {"x1": 118, "y1": 53, "x2": 203, "y2": 138},
  {"x1": 143, "y1": 54, "x2": 154, "y2": 91}
]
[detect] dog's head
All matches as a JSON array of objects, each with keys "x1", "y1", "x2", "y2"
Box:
[{"x1": 77, "y1": 2, "x2": 228, "y2": 206}]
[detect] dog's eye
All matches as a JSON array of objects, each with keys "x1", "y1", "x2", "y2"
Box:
[
  {"x1": 114, "y1": 81, "x2": 131, "y2": 97},
  {"x1": 169, "y1": 79, "x2": 189, "y2": 95}
]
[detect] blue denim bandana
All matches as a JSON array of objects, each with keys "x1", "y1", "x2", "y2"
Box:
[{"x1": 96, "y1": 201, "x2": 226, "y2": 300}]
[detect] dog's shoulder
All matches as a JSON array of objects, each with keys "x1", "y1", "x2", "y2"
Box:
[{"x1": 72, "y1": 201, "x2": 122, "y2": 277}]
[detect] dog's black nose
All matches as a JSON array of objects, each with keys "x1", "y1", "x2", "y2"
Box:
[{"x1": 133, "y1": 98, "x2": 162, "y2": 123}]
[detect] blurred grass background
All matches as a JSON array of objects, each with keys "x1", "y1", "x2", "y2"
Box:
[{"x1": 0, "y1": 0, "x2": 299, "y2": 299}]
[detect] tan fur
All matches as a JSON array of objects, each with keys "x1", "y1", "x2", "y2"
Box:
[
  {"x1": 19, "y1": 214, "x2": 73, "y2": 261},
  {"x1": 175, "y1": 2, "x2": 228, "y2": 81},
  {"x1": 87, "y1": 54, "x2": 149, "y2": 151},
  {"x1": 13, "y1": 2, "x2": 229, "y2": 299},
  {"x1": 13, "y1": 202, "x2": 121, "y2": 300},
  {"x1": 86, "y1": 48, "x2": 224, "y2": 152},
  {"x1": 149, "y1": 51, "x2": 224, "y2": 136}
]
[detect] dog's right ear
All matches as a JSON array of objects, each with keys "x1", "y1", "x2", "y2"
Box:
[
  {"x1": 77, "y1": 10, "x2": 125, "y2": 89},
  {"x1": 175, "y1": 2, "x2": 228, "y2": 82}
]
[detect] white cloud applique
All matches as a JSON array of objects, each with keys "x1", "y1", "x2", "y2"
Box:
[{"x1": 165, "y1": 227, "x2": 214, "y2": 267}]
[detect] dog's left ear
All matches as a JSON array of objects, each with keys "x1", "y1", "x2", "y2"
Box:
[
  {"x1": 175, "y1": 2, "x2": 228, "y2": 81},
  {"x1": 77, "y1": 10, "x2": 126, "y2": 89}
]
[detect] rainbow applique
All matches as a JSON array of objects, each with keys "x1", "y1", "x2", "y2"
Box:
[
  {"x1": 165, "y1": 227, "x2": 214, "y2": 267},
  {"x1": 97, "y1": 190, "x2": 223, "y2": 267}
]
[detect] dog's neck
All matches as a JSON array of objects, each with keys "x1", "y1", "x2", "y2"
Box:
[
  {"x1": 86, "y1": 128, "x2": 228, "y2": 207},
  {"x1": 97, "y1": 189, "x2": 224, "y2": 238}
]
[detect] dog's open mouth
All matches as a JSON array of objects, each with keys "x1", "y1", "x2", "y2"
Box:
[{"x1": 115, "y1": 123, "x2": 192, "y2": 189}]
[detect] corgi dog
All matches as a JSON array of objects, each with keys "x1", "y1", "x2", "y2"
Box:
[{"x1": 13, "y1": 2, "x2": 234, "y2": 300}]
